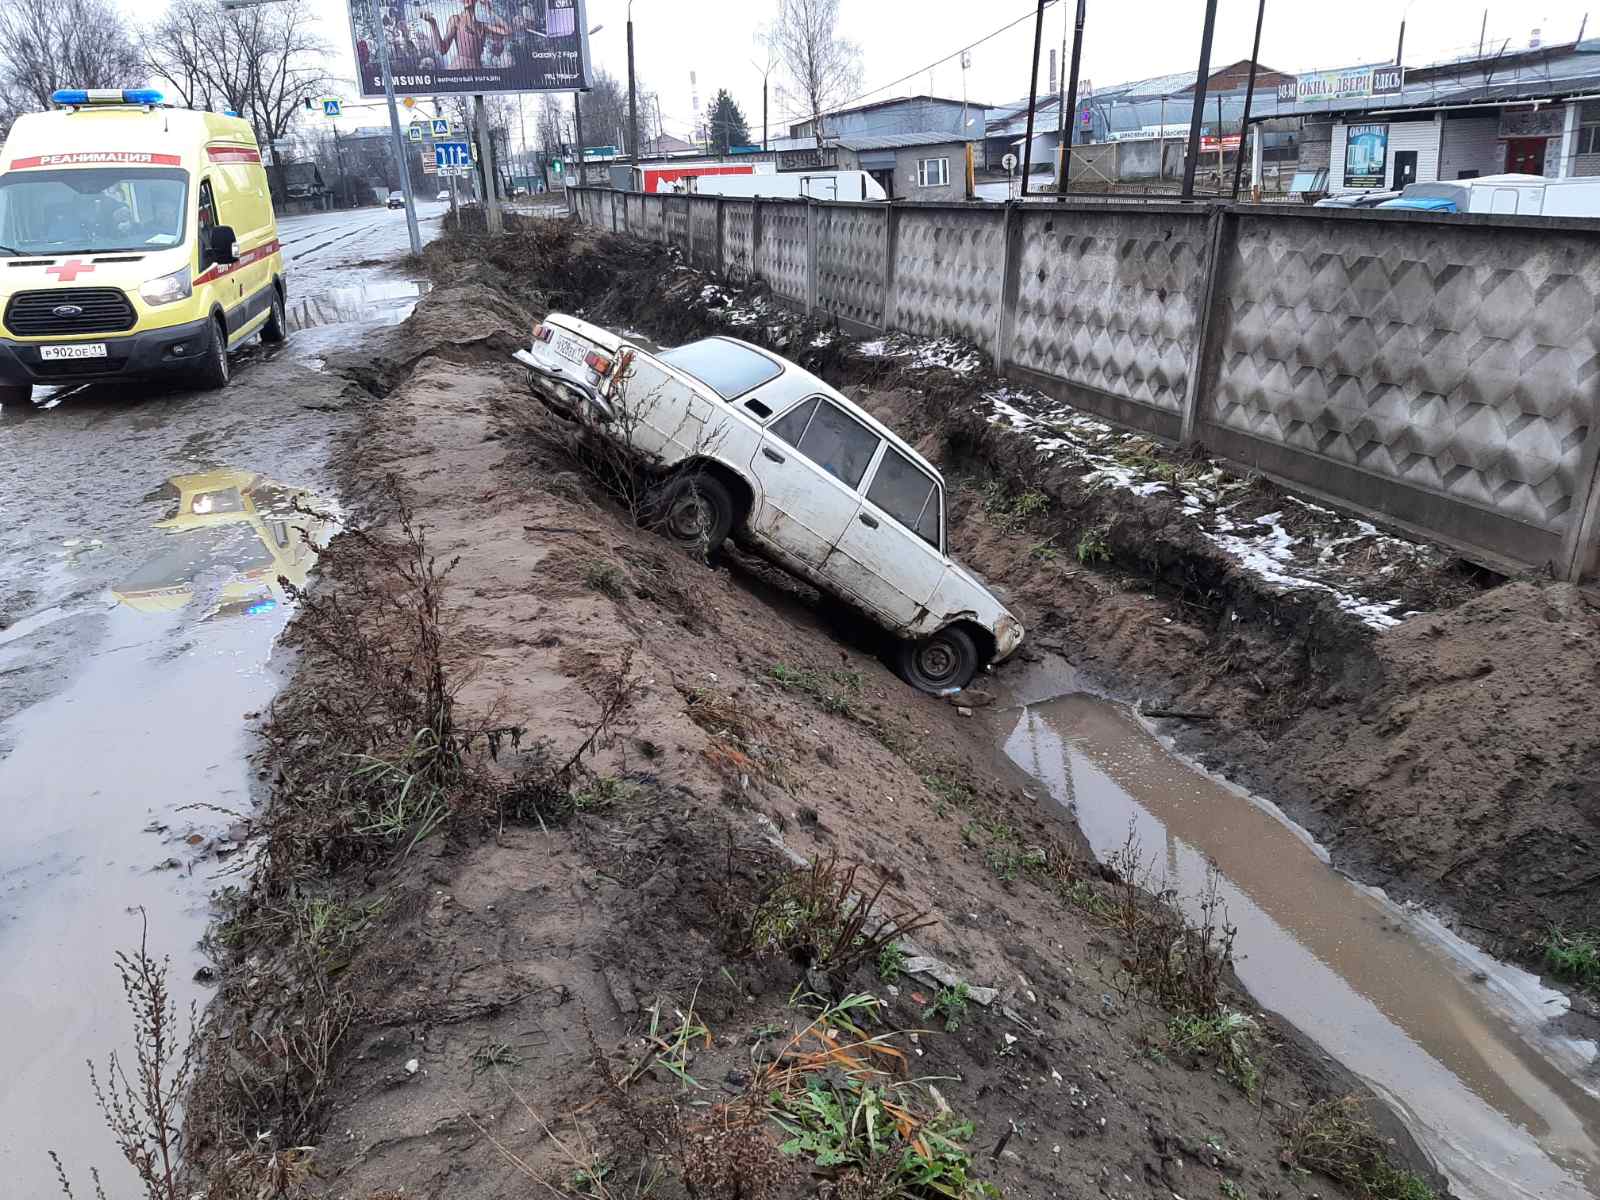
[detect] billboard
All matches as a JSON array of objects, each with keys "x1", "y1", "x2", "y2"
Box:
[
  {"x1": 1344, "y1": 124, "x2": 1389, "y2": 189},
  {"x1": 1277, "y1": 65, "x2": 1403, "y2": 106},
  {"x1": 348, "y1": 0, "x2": 593, "y2": 97}
]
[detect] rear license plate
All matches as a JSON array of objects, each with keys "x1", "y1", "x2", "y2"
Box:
[
  {"x1": 40, "y1": 343, "x2": 108, "y2": 361},
  {"x1": 553, "y1": 335, "x2": 587, "y2": 366}
]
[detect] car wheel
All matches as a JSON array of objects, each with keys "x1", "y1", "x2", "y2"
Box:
[
  {"x1": 0, "y1": 383, "x2": 33, "y2": 409},
  {"x1": 895, "y1": 626, "x2": 980, "y2": 695},
  {"x1": 647, "y1": 472, "x2": 735, "y2": 557},
  {"x1": 193, "y1": 318, "x2": 230, "y2": 390},
  {"x1": 260, "y1": 286, "x2": 287, "y2": 344}
]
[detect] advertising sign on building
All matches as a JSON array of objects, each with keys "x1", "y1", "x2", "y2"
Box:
[
  {"x1": 347, "y1": 0, "x2": 594, "y2": 98},
  {"x1": 1344, "y1": 123, "x2": 1389, "y2": 188},
  {"x1": 1278, "y1": 65, "x2": 1404, "y2": 106},
  {"x1": 1200, "y1": 134, "x2": 1243, "y2": 153},
  {"x1": 1498, "y1": 107, "x2": 1564, "y2": 138}
]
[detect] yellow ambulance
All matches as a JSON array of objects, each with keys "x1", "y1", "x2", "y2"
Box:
[{"x1": 0, "y1": 88, "x2": 285, "y2": 405}]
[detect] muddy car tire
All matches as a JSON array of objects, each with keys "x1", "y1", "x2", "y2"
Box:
[
  {"x1": 0, "y1": 383, "x2": 32, "y2": 410},
  {"x1": 896, "y1": 626, "x2": 980, "y2": 694},
  {"x1": 647, "y1": 472, "x2": 735, "y2": 557},
  {"x1": 260, "y1": 286, "x2": 288, "y2": 344},
  {"x1": 194, "y1": 318, "x2": 230, "y2": 390}
]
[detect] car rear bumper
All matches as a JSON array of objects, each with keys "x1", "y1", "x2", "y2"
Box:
[
  {"x1": 993, "y1": 614, "x2": 1025, "y2": 663},
  {"x1": 0, "y1": 316, "x2": 214, "y2": 385},
  {"x1": 513, "y1": 348, "x2": 615, "y2": 423}
]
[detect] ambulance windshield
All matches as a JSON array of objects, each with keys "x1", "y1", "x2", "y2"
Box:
[{"x1": 0, "y1": 167, "x2": 188, "y2": 256}]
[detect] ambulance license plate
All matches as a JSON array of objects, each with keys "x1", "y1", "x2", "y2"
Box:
[{"x1": 40, "y1": 343, "x2": 108, "y2": 361}]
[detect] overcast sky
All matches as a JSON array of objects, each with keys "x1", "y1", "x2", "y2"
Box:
[{"x1": 309, "y1": 1, "x2": 1598, "y2": 148}]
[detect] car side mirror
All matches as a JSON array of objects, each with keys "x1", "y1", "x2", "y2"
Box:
[{"x1": 208, "y1": 225, "x2": 239, "y2": 265}]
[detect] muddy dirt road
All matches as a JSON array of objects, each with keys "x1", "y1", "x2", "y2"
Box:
[{"x1": 0, "y1": 201, "x2": 446, "y2": 1194}]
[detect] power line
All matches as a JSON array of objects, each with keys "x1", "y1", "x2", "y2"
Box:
[{"x1": 778, "y1": 0, "x2": 1062, "y2": 126}]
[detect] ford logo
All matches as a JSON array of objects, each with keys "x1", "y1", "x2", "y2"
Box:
[{"x1": 52, "y1": 304, "x2": 83, "y2": 318}]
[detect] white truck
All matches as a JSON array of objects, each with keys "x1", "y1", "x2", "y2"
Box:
[
  {"x1": 513, "y1": 316, "x2": 1023, "y2": 693},
  {"x1": 684, "y1": 170, "x2": 888, "y2": 202}
]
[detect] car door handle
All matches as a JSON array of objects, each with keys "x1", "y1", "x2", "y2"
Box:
[
  {"x1": 762, "y1": 447, "x2": 785, "y2": 464},
  {"x1": 858, "y1": 512, "x2": 879, "y2": 529}
]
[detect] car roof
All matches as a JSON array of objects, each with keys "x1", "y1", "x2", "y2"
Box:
[{"x1": 698, "y1": 335, "x2": 945, "y2": 484}]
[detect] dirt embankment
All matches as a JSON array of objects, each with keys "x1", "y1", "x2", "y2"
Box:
[
  {"x1": 179, "y1": 264, "x2": 1445, "y2": 1200},
  {"x1": 412, "y1": 219, "x2": 1600, "y2": 985}
]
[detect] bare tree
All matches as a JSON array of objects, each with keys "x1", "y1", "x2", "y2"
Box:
[
  {"x1": 142, "y1": 0, "x2": 329, "y2": 201},
  {"x1": 771, "y1": 0, "x2": 861, "y2": 141},
  {"x1": 0, "y1": 0, "x2": 143, "y2": 132}
]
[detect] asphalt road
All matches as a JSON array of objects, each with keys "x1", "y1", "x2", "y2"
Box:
[{"x1": 0, "y1": 200, "x2": 448, "y2": 1194}]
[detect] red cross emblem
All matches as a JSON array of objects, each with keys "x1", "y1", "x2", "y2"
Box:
[{"x1": 46, "y1": 259, "x2": 94, "y2": 282}]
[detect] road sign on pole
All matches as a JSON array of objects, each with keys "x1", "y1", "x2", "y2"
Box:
[
  {"x1": 435, "y1": 141, "x2": 472, "y2": 171},
  {"x1": 431, "y1": 117, "x2": 450, "y2": 137},
  {"x1": 408, "y1": 123, "x2": 423, "y2": 142},
  {"x1": 323, "y1": 98, "x2": 341, "y2": 118}
]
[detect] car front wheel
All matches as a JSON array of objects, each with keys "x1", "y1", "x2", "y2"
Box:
[
  {"x1": 896, "y1": 626, "x2": 981, "y2": 694},
  {"x1": 193, "y1": 318, "x2": 230, "y2": 390},
  {"x1": 646, "y1": 472, "x2": 735, "y2": 558}
]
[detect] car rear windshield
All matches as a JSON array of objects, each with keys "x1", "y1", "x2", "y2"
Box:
[
  {"x1": 0, "y1": 167, "x2": 188, "y2": 255},
  {"x1": 659, "y1": 338, "x2": 782, "y2": 398}
]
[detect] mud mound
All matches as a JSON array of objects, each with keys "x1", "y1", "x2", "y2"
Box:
[
  {"x1": 1262, "y1": 582, "x2": 1600, "y2": 944},
  {"x1": 328, "y1": 282, "x2": 532, "y2": 396}
]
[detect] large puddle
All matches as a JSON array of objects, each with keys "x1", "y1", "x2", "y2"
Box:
[
  {"x1": 0, "y1": 471, "x2": 331, "y2": 1190},
  {"x1": 1003, "y1": 685, "x2": 1599, "y2": 1200}
]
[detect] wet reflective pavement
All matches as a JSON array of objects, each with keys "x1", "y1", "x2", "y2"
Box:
[
  {"x1": 1004, "y1": 681, "x2": 1600, "y2": 1200},
  {"x1": 0, "y1": 203, "x2": 442, "y2": 1193}
]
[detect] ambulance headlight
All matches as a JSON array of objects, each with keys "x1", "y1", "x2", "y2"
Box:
[{"x1": 139, "y1": 266, "x2": 192, "y2": 306}]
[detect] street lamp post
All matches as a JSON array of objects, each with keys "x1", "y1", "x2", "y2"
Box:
[
  {"x1": 627, "y1": 2, "x2": 640, "y2": 164},
  {"x1": 368, "y1": 0, "x2": 422, "y2": 252}
]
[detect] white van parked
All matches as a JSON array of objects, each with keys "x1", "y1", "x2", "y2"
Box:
[{"x1": 685, "y1": 170, "x2": 888, "y2": 202}]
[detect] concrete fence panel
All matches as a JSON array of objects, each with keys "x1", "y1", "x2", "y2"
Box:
[
  {"x1": 690, "y1": 196, "x2": 719, "y2": 271},
  {"x1": 814, "y1": 205, "x2": 889, "y2": 333},
  {"x1": 1008, "y1": 204, "x2": 1211, "y2": 439},
  {"x1": 1199, "y1": 208, "x2": 1600, "y2": 575},
  {"x1": 892, "y1": 205, "x2": 1007, "y2": 351},
  {"x1": 640, "y1": 194, "x2": 666, "y2": 243},
  {"x1": 723, "y1": 199, "x2": 755, "y2": 281},
  {"x1": 665, "y1": 196, "x2": 690, "y2": 250},
  {"x1": 624, "y1": 192, "x2": 645, "y2": 236},
  {"x1": 758, "y1": 200, "x2": 809, "y2": 310}
]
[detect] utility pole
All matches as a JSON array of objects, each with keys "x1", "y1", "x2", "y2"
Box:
[
  {"x1": 1396, "y1": 19, "x2": 1407, "y2": 67},
  {"x1": 1181, "y1": 0, "x2": 1219, "y2": 198},
  {"x1": 474, "y1": 95, "x2": 503, "y2": 232},
  {"x1": 371, "y1": 0, "x2": 421, "y2": 252},
  {"x1": 437, "y1": 97, "x2": 458, "y2": 216},
  {"x1": 1231, "y1": 0, "x2": 1265, "y2": 201},
  {"x1": 627, "y1": 2, "x2": 640, "y2": 166},
  {"x1": 1060, "y1": 0, "x2": 1086, "y2": 195},
  {"x1": 1056, "y1": 7, "x2": 1068, "y2": 187},
  {"x1": 574, "y1": 90, "x2": 585, "y2": 186}
]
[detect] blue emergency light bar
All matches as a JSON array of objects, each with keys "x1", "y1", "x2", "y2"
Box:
[{"x1": 51, "y1": 88, "x2": 165, "y2": 107}]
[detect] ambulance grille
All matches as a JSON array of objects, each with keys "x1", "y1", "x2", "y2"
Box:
[{"x1": 5, "y1": 287, "x2": 137, "y2": 337}]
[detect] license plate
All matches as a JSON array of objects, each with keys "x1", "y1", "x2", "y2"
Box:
[
  {"x1": 553, "y1": 335, "x2": 587, "y2": 366},
  {"x1": 40, "y1": 343, "x2": 108, "y2": 361}
]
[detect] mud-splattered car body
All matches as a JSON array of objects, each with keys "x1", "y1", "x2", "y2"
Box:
[{"x1": 514, "y1": 313, "x2": 1023, "y2": 692}]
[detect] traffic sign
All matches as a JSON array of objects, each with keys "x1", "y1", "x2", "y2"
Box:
[
  {"x1": 435, "y1": 140, "x2": 472, "y2": 170},
  {"x1": 408, "y1": 124, "x2": 424, "y2": 142},
  {"x1": 322, "y1": 98, "x2": 341, "y2": 118},
  {"x1": 431, "y1": 118, "x2": 450, "y2": 137},
  {"x1": 1002, "y1": 152, "x2": 1017, "y2": 172}
]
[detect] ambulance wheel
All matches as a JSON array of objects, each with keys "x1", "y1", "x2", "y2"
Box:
[
  {"x1": 195, "y1": 317, "x2": 231, "y2": 390},
  {"x1": 261, "y1": 285, "x2": 287, "y2": 344},
  {"x1": 0, "y1": 383, "x2": 32, "y2": 409}
]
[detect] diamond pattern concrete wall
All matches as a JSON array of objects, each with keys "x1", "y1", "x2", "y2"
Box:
[
  {"x1": 723, "y1": 200, "x2": 754, "y2": 281},
  {"x1": 624, "y1": 193, "x2": 646, "y2": 237},
  {"x1": 690, "y1": 197, "x2": 719, "y2": 271},
  {"x1": 1205, "y1": 212, "x2": 1600, "y2": 538},
  {"x1": 1010, "y1": 207, "x2": 1209, "y2": 416},
  {"x1": 815, "y1": 206, "x2": 887, "y2": 329},
  {"x1": 640, "y1": 195, "x2": 665, "y2": 243},
  {"x1": 665, "y1": 197, "x2": 689, "y2": 250},
  {"x1": 759, "y1": 201, "x2": 808, "y2": 308},
  {"x1": 893, "y1": 207, "x2": 1005, "y2": 349}
]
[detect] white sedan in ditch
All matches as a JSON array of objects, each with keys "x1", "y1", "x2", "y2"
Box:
[{"x1": 514, "y1": 315, "x2": 1024, "y2": 693}]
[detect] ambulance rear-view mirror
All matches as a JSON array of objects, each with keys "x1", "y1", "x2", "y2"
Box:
[{"x1": 208, "y1": 225, "x2": 239, "y2": 266}]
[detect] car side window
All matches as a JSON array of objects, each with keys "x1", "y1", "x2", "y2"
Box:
[
  {"x1": 779, "y1": 398, "x2": 881, "y2": 490},
  {"x1": 768, "y1": 396, "x2": 818, "y2": 446},
  {"x1": 867, "y1": 448, "x2": 942, "y2": 549}
]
